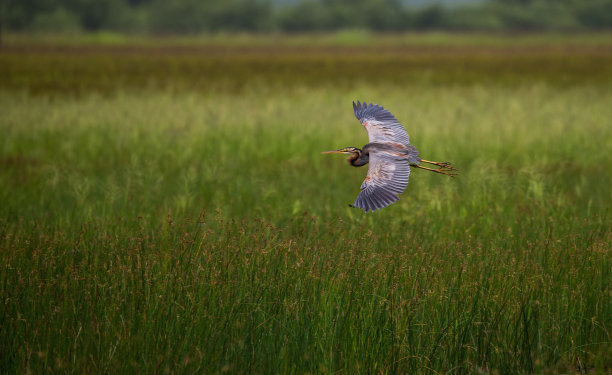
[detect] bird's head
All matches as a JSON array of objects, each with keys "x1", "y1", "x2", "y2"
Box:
[{"x1": 322, "y1": 147, "x2": 366, "y2": 167}]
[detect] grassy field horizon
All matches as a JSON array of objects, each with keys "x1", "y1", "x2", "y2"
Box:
[
  {"x1": 4, "y1": 30, "x2": 612, "y2": 46},
  {"x1": 1, "y1": 33, "x2": 610, "y2": 373}
]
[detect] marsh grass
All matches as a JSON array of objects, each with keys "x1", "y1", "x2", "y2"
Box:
[
  {"x1": 1, "y1": 37, "x2": 611, "y2": 373},
  {"x1": 2, "y1": 37, "x2": 612, "y2": 96}
]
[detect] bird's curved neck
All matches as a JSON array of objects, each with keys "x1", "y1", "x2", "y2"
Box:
[{"x1": 348, "y1": 148, "x2": 368, "y2": 167}]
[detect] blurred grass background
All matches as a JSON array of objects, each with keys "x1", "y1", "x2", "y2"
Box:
[
  {"x1": 2, "y1": 34, "x2": 612, "y2": 95},
  {"x1": 1, "y1": 31, "x2": 611, "y2": 373}
]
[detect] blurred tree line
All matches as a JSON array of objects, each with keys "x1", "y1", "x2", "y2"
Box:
[{"x1": 1, "y1": 0, "x2": 611, "y2": 33}]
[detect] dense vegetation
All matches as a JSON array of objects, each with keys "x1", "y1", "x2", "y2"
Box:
[
  {"x1": 1, "y1": 34, "x2": 611, "y2": 373},
  {"x1": 2, "y1": 0, "x2": 612, "y2": 33}
]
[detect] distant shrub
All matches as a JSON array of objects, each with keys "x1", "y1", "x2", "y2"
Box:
[
  {"x1": 30, "y1": 7, "x2": 82, "y2": 32},
  {"x1": 575, "y1": 0, "x2": 612, "y2": 29},
  {"x1": 3, "y1": 0, "x2": 612, "y2": 33}
]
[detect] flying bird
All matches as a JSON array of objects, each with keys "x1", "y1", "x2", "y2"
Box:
[{"x1": 323, "y1": 101, "x2": 457, "y2": 212}]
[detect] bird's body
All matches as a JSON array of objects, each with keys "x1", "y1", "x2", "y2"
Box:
[
  {"x1": 342, "y1": 142, "x2": 420, "y2": 167},
  {"x1": 323, "y1": 101, "x2": 456, "y2": 212}
]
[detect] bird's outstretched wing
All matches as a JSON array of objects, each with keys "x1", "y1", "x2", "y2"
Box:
[
  {"x1": 353, "y1": 101, "x2": 410, "y2": 145},
  {"x1": 352, "y1": 152, "x2": 411, "y2": 212}
]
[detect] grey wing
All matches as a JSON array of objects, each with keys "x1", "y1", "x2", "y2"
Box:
[
  {"x1": 353, "y1": 100, "x2": 410, "y2": 145},
  {"x1": 352, "y1": 152, "x2": 411, "y2": 212}
]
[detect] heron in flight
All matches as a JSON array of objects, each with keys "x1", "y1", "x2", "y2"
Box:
[{"x1": 323, "y1": 101, "x2": 457, "y2": 212}]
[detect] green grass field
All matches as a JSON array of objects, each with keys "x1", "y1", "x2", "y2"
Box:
[{"x1": 1, "y1": 33, "x2": 611, "y2": 374}]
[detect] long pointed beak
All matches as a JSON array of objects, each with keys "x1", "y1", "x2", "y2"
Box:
[{"x1": 322, "y1": 150, "x2": 345, "y2": 154}]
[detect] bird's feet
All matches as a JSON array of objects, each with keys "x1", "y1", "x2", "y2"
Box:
[{"x1": 412, "y1": 160, "x2": 458, "y2": 177}]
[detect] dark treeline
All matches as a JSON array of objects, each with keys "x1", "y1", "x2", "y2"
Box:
[{"x1": 2, "y1": 0, "x2": 611, "y2": 33}]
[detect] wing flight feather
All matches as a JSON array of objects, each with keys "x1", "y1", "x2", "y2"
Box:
[
  {"x1": 352, "y1": 152, "x2": 411, "y2": 212},
  {"x1": 353, "y1": 101, "x2": 410, "y2": 144}
]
